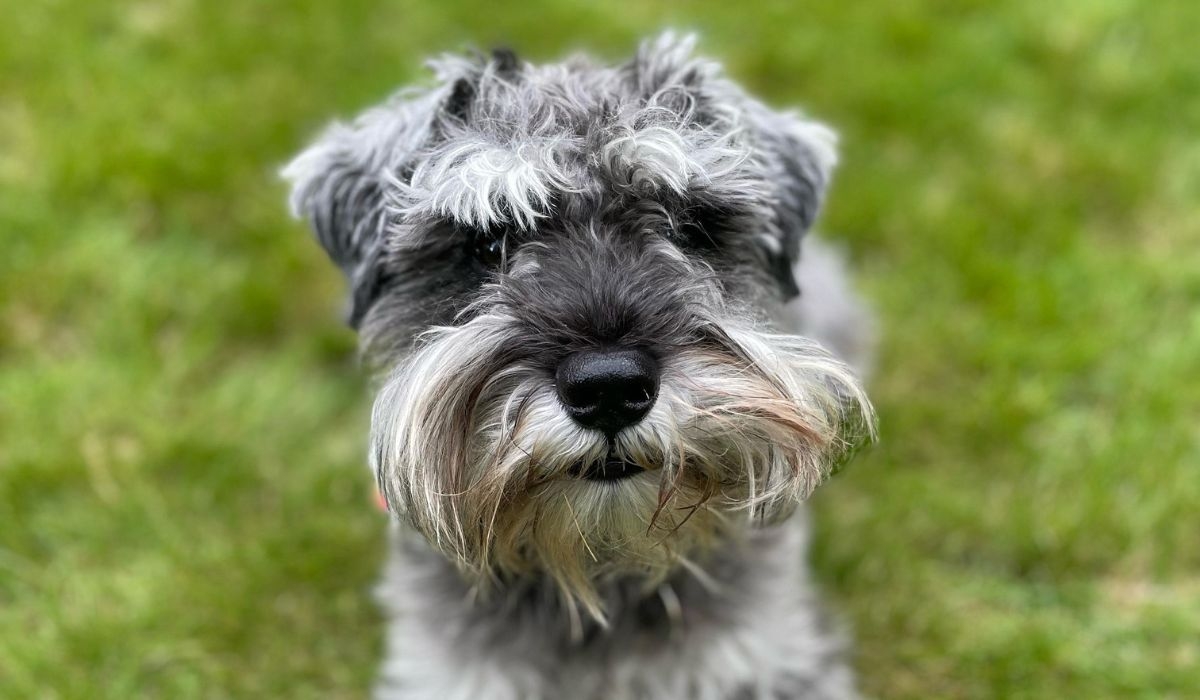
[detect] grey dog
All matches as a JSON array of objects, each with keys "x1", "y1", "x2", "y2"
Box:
[{"x1": 284, "y1": 32, "x2": 876, "y2": 700}]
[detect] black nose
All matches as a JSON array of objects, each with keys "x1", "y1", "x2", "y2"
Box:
[{"x1": 555, "y1": 348, "x2": 659, "y2": 434}]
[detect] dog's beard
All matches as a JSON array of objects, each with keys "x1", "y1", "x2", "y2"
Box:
[{"x1": 371, "y1": 308, "x2": 873, "y2": 619}]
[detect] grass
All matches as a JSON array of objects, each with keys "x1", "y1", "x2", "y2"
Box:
[{"x1": 1, "y1": 0, "x2": 1197, "y2": 697}]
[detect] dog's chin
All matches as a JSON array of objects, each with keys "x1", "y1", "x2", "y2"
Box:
[{"x1": 497, "y1": 466, "x2": 723, "y2": 616}]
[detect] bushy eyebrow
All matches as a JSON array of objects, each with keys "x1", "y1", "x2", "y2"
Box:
[
  {"x1": 600, "y1": 123, "x2": 748, "y2": 197},
  {"x1": 387, "y1": 137, "x2": 580, "y2": 231},
  {"x1": 384, "y1": 120, "x2": 758, "y2": 236}
]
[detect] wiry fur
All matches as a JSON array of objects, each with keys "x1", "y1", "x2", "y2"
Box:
[
  {"x1": 377, "y1": 519, "x2": 856, "y2": 700},
  {"x1": 285, "y1": 32, "x2": 875, "y2": 700}
]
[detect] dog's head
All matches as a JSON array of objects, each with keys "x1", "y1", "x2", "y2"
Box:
[{"x1": 285, "y1": 33, "x2": 873, "y2": 615}]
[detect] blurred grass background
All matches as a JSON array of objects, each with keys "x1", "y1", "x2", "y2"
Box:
[{"x1": 2, "y1": 0, "x2": 1197, "y2": 697}]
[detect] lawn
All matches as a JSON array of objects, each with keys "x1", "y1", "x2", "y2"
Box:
[{"x1": 1, "y1": 1, "x2": 1197, "y2": 698}]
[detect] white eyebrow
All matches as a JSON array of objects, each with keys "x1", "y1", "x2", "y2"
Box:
[
  {"x1": 392, "y1": 137, "x2": 582, "y2": 230},
  {"x1": 601, "y1": 120, "x2": 750, "y2": 198}
]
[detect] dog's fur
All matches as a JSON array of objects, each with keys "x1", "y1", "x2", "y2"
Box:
[{"x1": 284, "y1": 33, "x2": 875, "y2": 700}]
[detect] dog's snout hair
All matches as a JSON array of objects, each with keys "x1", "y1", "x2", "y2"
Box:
[
  {"x1": 285, "y1": 32, "x2": 877, "y2": 699},
  {"x1": 499, "y1": 231, "x2": 711, "y2": 359}
]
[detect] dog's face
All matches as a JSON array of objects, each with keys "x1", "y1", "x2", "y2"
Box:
[{"x1": 285, "y1": 34, "x2": 872, "y2": 614}]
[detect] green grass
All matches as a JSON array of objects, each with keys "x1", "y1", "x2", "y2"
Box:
[{"x1": 1, "y1": 1, "x2": 1197, "y2": 697}]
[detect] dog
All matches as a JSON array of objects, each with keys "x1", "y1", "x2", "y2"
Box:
[{"x1": 284, "y1": 32, "x2": 876, "y2": 700}]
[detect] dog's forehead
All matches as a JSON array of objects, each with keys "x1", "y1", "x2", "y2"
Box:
[{"x1": 394, "y1": 60, "x2": 756, "y2": 231}]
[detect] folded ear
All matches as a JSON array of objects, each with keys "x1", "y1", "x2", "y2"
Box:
[
  {"x1": 618, "y1": 32, "x2": 838, "y2": 301},
  {"x1": 746, "y1": 104, "x2": 839, "y2": 299},
  {"x1": 282, "y1": 91, "x2": 438, "y2": 327},
  {"x1": 283, "y1": 49, "x2": 523, "y2": 328}
]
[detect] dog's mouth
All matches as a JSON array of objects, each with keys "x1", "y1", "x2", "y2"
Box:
[{"x1": 569, "y1": 454, "x2": 646, "y2": 482}]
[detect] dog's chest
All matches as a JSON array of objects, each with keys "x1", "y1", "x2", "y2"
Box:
[{"x1": 375, "y1": 521, "x2": 856, "y2": 700}]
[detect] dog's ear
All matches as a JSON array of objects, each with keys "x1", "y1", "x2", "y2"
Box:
[
  {"x1": 283, "y1": 50, "x2": 522, "y2": 327},
  {"x1": 282, "y1": 96, "x2": 432, "y2": 327},
  {"x1": 623, "y1": 32, "x2": 711, "y2": 100},
  {"x1": 440, "y1": 48, "x2": 522, "y2": 125},
  {"x1": 746, "y1": 105, "x2": 839, "y2": 300},
  {"x1": 623, "y1": 33, "x2": 836, "y2": 300}
]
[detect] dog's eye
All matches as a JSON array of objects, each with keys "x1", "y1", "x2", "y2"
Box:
[
  {"x1": 462, "y1": 225, "x2": 507, "y2": 269},
  {"x1": 473, "y1": 234, "x2": 504, "y2": 267},
  {"x1": 678, "y1": 205, "x2": 732, "y2": 252}
]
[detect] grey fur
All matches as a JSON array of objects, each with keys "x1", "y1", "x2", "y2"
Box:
[
  {"x1": 376, "y1": 518, "x2": 856, "y2": 700},
  {"x1": 285, "y1": 32, "x2": 875, "y2": 700}
]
